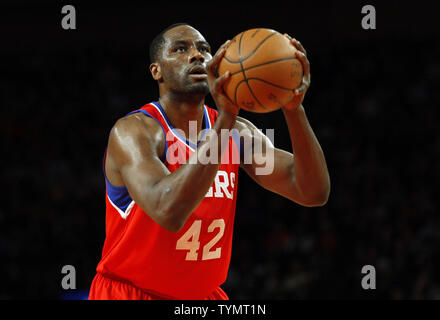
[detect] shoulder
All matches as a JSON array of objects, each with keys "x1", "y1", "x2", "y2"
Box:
[
  {"x1": 108, "y1": 112, "x2": 166, "y2": 156},
  {"x1": 111, "y1": 112, "x2": 163, "y2": 140}
]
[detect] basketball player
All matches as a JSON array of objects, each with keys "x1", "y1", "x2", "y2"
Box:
[{"x1": 89, "y1": 23, "x2": 330, "y2": 300}]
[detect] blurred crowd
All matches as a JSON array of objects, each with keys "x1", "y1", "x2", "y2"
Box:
[{"x1": 1, "y1": 28, "x2": 439, "y2": 299}]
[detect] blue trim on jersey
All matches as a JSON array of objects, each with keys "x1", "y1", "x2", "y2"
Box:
[
  {"x1": 101, "y1": 106, "x2": 170, "y2": 214},
  {"x1": 199, "y1": 106, "x2": 210, "y2": 146},
  {"x1": 151, "y1": 101, "x2": 210, "y2": 150},
  {"x1": 126, "y1": 108, "x2": 168, "y2": 162},
  {"x1": 104, "y1": 174, "x2": 133, "y2": 212},
  {"x1": 102, "y1": 150, "x2": 132, "y2": 213}
]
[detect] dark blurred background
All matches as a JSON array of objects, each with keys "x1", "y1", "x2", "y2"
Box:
[{"x1": 1, "y1": 1, "x2": 439, "y2": 299}]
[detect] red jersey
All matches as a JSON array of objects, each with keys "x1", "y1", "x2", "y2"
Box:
[{"x1": 95, "y1": 102, "x2": 240, "y2": 299}]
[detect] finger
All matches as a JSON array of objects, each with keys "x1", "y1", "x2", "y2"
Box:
[
  {"x1": 284, "y1": 34, "x2": 307, "y2": 55},
  {"x1": 294, "y1": 74, "x2": 311, "y2": 93},
  {"x1": 208, "y1": 49, "x2": 226, "y2": 73},
  {"x1": 220, "y1": 39, "x2": 231, "y2": 50},
  {"x1": 214, "y1": 70, "x2": 231, "y2": 92},
  {"x1": 295, "y1": 50, "x2": 310, "y2": 76},
  {"x1": 294, "y1": 82, "x2": 308, "y2": 95},
  {"x1": 292, "y1": 39, "x2": 307, "y2": 56},
  {"x1": 208, "y1": 40, "x2": 230, "y2": 72}
]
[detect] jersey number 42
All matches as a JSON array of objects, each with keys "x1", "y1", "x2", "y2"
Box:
[{"x1": 176, "y1": 219, "x2": 225, "y2": 261}]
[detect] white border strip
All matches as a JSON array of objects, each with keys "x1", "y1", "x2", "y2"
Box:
[
  {"x1": 204, "y1": 105, "x2": 212, "y2": 130},
  {"x1": 107, "y1": 195, "x2": 135, "y2": 220},
  {"x1": 150, "y1": 103, "x2": 196, "y2": 152}
]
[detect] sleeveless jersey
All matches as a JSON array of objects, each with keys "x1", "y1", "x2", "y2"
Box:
[{"x1": 95, "y1": 102, "x2": 241, "y2": 299}]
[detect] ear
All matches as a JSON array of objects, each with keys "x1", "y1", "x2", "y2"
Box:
[{"x1": 149, "y1": 62, "x2": 162, "y2": 81}]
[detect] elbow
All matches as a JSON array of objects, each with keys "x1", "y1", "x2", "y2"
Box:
[
  {"x1": 137, "y1": 196, "x2": 185, "y2": 232},
  {"x1": 146, "y1": 186, "x2": 187, "y2": 233},
  {"x1": 300, "y1": 183, "x2": 330, "y2": 207},
  {"x1": 163, "y1": 216, "x2": 185, "y2": 233},
  {"x1": 304, "y1": 192, "x2": 329, "y2": 207},
  {"x1": 152, "y1": 202, "x2": 189, "y2": 233},
  {"x1": 163, "y1": 223, "x2": 184, "y2": 233},
  {"x1": 153, "y1": 209, "x2": 186, "y2": 233}
]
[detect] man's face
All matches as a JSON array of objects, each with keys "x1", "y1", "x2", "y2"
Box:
[{"x1": 158, "y1": 25, "x2": 212, "y2": 96}]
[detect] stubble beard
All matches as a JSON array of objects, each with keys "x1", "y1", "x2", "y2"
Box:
[
  {"x1": 173, "y1": 77, "x2": 209, "y2": 100},
  {"x1": 162, "y1": 67, "x2": 210, "y2": 102}
]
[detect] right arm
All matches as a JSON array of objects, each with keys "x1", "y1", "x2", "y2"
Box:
[
  {"x1": 106, "y1": 111, "x2": 236, "y2": 233},
  {"x1": 105, "y1": 41, "x2": 238, "y2": 233}
]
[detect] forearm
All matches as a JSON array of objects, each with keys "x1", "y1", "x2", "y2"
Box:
[
  {"x1": 154, "y1": 113, "x2": 236, "y2": 231},
  {"x1": 282, "y1": 105, "x2": 330, "y2": 205}
]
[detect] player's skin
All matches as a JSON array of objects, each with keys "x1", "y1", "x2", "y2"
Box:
[{"x1": 104, "y1": 25, "x2": 330, "y2": 232}]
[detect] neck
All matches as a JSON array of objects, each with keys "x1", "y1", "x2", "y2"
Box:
[{"x1": 159, "y1": 93, "x2": 206, "y2": 144}]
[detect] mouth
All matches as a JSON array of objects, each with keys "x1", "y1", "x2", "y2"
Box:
[{"x1": 188, "y1": 65, "x2": 208, "y2": 80}]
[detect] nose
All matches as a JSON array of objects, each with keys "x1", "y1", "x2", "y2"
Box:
[{"x1": 189, "y1": 47, "x2": 205, "y2": 64}]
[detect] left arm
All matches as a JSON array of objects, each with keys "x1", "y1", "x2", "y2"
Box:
[{"x1": 239, "y1": 36, "x2": 330, "y2": 207}]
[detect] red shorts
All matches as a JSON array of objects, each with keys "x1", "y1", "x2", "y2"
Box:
[{"x1": 88, "y1": 273, "x2": 229, "y2": 300}]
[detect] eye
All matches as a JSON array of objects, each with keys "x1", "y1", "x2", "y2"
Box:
[
  {"x1": 199, "y1": 46, "x2": 211, "y2": 53},
  {"x1": 173, "y1": 46, "x2": 187, "y2": 53}
]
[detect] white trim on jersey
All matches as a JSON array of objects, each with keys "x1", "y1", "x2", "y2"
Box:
[
  {"x1": 150, "y1": 103, "x2": 195, "y2": 152},
  {"x1": 204, "y1": 105, "x2": 212, "y2": 129},
  {"x1": 107, "y1": 195, "x2": 135, "y2": 219},
  {"x1": 149, "y1": 102, "x2": 212, "y2": 153}
]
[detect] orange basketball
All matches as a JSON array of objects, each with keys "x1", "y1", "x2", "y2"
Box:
[{"x1": 218, "y1": 28, "x2": 303, "y2": 113}]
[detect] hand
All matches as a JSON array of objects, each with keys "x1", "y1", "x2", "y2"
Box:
[
  {"x1": 206, "y1": 40, "x2": 240, "y2": 116},
  {"x1": 283, "y1": 35, "x2": 311, "y2": 111}
]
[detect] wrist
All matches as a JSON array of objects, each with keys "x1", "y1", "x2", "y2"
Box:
[
  {"x1": 282, "y1": 103, "x2": 304, "y2": 115},
  {"x1": 216, "y1": 112, "x2": 237, "y2": 130}
]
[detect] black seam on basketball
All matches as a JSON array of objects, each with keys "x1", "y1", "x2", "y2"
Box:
[
  {"x1": 238, "y1": 30, "x2": 270, "y2": 112},
  {"x1": 251, "y1": 29, "x2": 260, "y2": 38},
  {"x1": 223, "y1": 56, "x2": 240, "y2": 64},
  {"x1": 230, "y1": 57, "x2": 300, "y2": 76},
  {"x1": 246, "y1": 77, "x2": 299, "y2": 91},
  {"x1": 223, "y1": 31, "x2": 278, "y2": 64},
  {"x1": 234, "y1": 79, "x2": 247, "y2": 107},
  {"x1": 234, "y1": 79, "x2": 266, "y2": 113}
]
